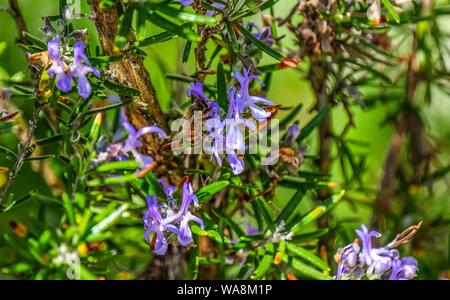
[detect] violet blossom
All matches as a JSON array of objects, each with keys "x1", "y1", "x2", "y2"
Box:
[
  {"x1": 335, "y1": 224, "x2": 419, "y2": 280},
  {"x1": 356, "y1": 224, "x2": 399, "y2": 279},
  {"x1": 248, "y1": 23, "x2": 274, "y2": 47},
  {"x1": 284, "y1": 123, "x2": 301, "y2": 145},
  {"x1": 234, "y1": 67, "x2": 275, "y2": 121},
  {"x1": 47, "y1": 36, "x2": 72, "y2": 93},
  {"x1": 176, "y1": 182, "x2": 204, "y2": 246},
  {"x1": 70, "y1": 40, "x2": 101, "y2": 99},
  {"x1": 142, "y1": 179, "x2": 204, "y2": 255},
  {"x1": 47, "y1": 35, "x2": 100, "y2": 99},
  {"x1": 335, "y1": 242, "x2": 363, "y2": 280},
  {"x1": 187, "y1": 68, "x2": 274, "y2": 175},
  {"x1": 94, "y1": 109, "x2": 167, "y2": 169},
  {"x1": 389, "y1": 257, "x2": 418, "y2": 280},
  {"x1": 120, "y1": 118, "x2": 167, "y2": 166},
  {"x1": 179, "y1": 0, "x2": 194, "y2": 6},
  {"x1": 143, "y1": 194, "x2": 180, "y2": 255}
]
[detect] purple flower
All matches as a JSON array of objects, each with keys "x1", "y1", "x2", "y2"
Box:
[
  {"x1": 228, "y1": 152, "x2": 245, "y2": 175},
  {"x1": 284, "y1": 123, "x2": 301, "y2": 145},
  {"x1": 158, "y1": 178, "x2": 176, "y2": 199},
  {"x1": 356, "y1": 225, "x2": 399, "y2": 279},
  {"x1": 143, "y1": 179, "x2": 204, "y2": 254},
  {"x1": 366, "y1": 247, "x2": 399, "y2": 279},
  {"x1": 246, "y1": 224, "x2": 259, "y2": 236},
  {"x1": 176, "y1": 182, "x2": 204, "y2": 246},
  {"x1": 47, "y1": 36, "x2": 72, "y2": 93},
  {"x1": 335, "y1": 242, "x2": 361, "y2": 280},
  {"x1": 70, "y1": 40, "x2": 101, "y2": 99},
  {"x1": 225, "y1": 88, "x2": 256, "y2": 152},
  {"x1": 234, "y1": 68, "x2": 274, "y2": 121},
  {"x1": 355, "y1": 224, "x2": 381, "y2": 259},
  {"x1": 120, "y1": 111, "x2": 167, "y2": 167},
  {"x1": 249, "y1": 23, "x2": 274, "y2": 47},
  {"x1": 336, "y1": 224, "x2": 419, "y2": 280},
  {"x1": 389, "y1": 257, "x2": 418, "y2": 280},
  {"x1": 187, "y1": 82, "x2": 209, "y2": 102},
  {"x1": 204, "y1": 117, "x2": 225, "y2": 166},
  {"x1": 47, "y1": 36, "x2": 100, "y2": 99},
  {"x1": 206, "y1": 2, "x2": 226, "y2": 16},
  {"x1": 143, "y1": 194, "x2": 180, "y2": 255},
  {"x1": 179, "y1": 0, "x2": 194, "y2": 6}
]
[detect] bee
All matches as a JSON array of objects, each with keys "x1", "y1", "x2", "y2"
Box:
[{"x1": 280, "y1": 147, "x2": 302, "y2": 168}]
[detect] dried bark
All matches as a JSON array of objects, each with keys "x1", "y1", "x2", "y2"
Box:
[
  {"x1": 88, "y1": 0, "x2": 168, "y2": 159},
  {"x1": 8, "y1": 0, "x2": 30, "y2": 45}
]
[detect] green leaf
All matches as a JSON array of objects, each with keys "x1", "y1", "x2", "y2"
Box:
[
  {"x1": 290, "y1": 229, "x2": 329, "y2": 243},
  {"x1": 348, "y1": 60, "x2": 392, "y2": 84},
  {"x1": 155, "y1": 5, "x2": 218, "y2": 25},
  {"x1": 90, "y1": 55, "x2": 123, "y2": 65},
  {"x1": 0, "y1": 145, "x2": 17, "y2": 158},
  {"x1": 182, "y1": 40, "x2": 192, "y2": 63},
  {"x1": 135, "y1": 31, "x2": 177, "y2": 47},
  {"x1": 197, "y1": 181, "x2": 229, "y2": 204},
  {"x1": 86, "y1": 112, "x2": 103, "y2": 153},
  {"x1": 207, "y1": 229, "x2": 231, "y2": 245},
  {"x1": 148, "y1": 12, "x2": 200, "y2": 42},
  {"x1": 279, "y1": 103, "x2": 302, "y2": 130},
  {"x1": 22, "y1": 32, "x2": 47, "y2": 50},
  {"x1": 238, "y1": 252, "x2": 255, "y2": 279},
  {"x1": 90, "y1": 204, "x2": 129, "y2": 235},
  {"x1": 3, "y1": 234, "x2": 35, "y2": 262},
  {"x1": 274, "y1": 239, "x2": 286, "y2": 265},
  {"x1": 62, "y1": 193, "x2": 76, "y2": 226},
  {"x1": 283, "y1": 256, "x2": 332, "y2": 280},
  {"x1": 252, "y1": 243, "x2": 275, "y2": 279},
  {"x1": 103, "y1": 80, "x2": 141, "y2": 96},
  {"x1": 225, "y1": 22, "x2": 239, "y2": 52},
  {"x1": 217, "y1": 63, "x2": 229, "y2": 112},
  {"x1": 83, "y1": 101, "x2": 129, "y2": 116},
  {"x1": 211, "y1": 208, "x2": 246, "y2": 237},
  {"x1": 275, "y1": 190, "x2": 305, "y2": 225},
  {"x1": 381, "y1": 0, "x2": 400, "y2": 23},
  {"x1": 36, "y1": 134, "x2": 63, "y2": 145},
  {"x1": 189, "y1": 239, "x2": 200, "y2": 280},
  {"x1": 253, "y1": 197, "x2": 274, "y2": 229},
  {"x1": 286, "y1": 243, "x2": 330, "y2": 272},
  {"x1": 96, "y1": 160, "x2": 141, "y2": 173},
  {"x1": 87, "y1": 174, "x2": 138, "y2": 187},
  {"x1": 296, "y1": 106, "x2": 331, "y2": 143},
  {"x1": 279, "y1": 176, "x2": 332, "y2": 190},
  {"x1": 144, "y1": 172, "x2": 166, "y2": 198},
  {"x1": 115, "y1": 4, "x2": 135, "y2": 48},
  {"x1": 420, "y1": 164, "x2": 450, "y2": 184},
  {"x1": 23, "y1": 154, "x2": 55, "y2": 161},
  {"x1": 234, "y1": 22, "x2": 284, "y2": 61},
  {"x1": 80, "y1": 266, "x2": 98, "y2": 280},
  {"x1": 2, "y1": 262, "x2": 33, "y2": 274},
  {"x1": 290, "y1": 190, "x2": 345, "y2": 234}
]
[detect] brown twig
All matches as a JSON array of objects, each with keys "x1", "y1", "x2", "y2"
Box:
[
  {"x1": 8, "y1": 0, "x2": 30, "y2": 45},
  {"x1": 87, "y1": 0, "x2": 168, "y2": 157},
  {"x1": 387, "y1": 221, "x2": 423, "y2": 249},
  {"x1": 0, "y1": 103, "x2": 42, "y2": 204}
]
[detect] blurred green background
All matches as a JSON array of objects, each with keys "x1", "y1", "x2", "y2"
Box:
[{"x1": 0, "y1": 0, "x2": 449, "y2": 279}]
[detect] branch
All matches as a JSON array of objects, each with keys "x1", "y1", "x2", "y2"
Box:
[
  {"x1": 8, "y1": 0, "x2": 30, "y2": 45},
  {"x1": 0, "y1": 103, "x2": 42, "y2": 205},
  {"x1": 87, "y1": 0, "x2": 168, "y2": 158}
]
